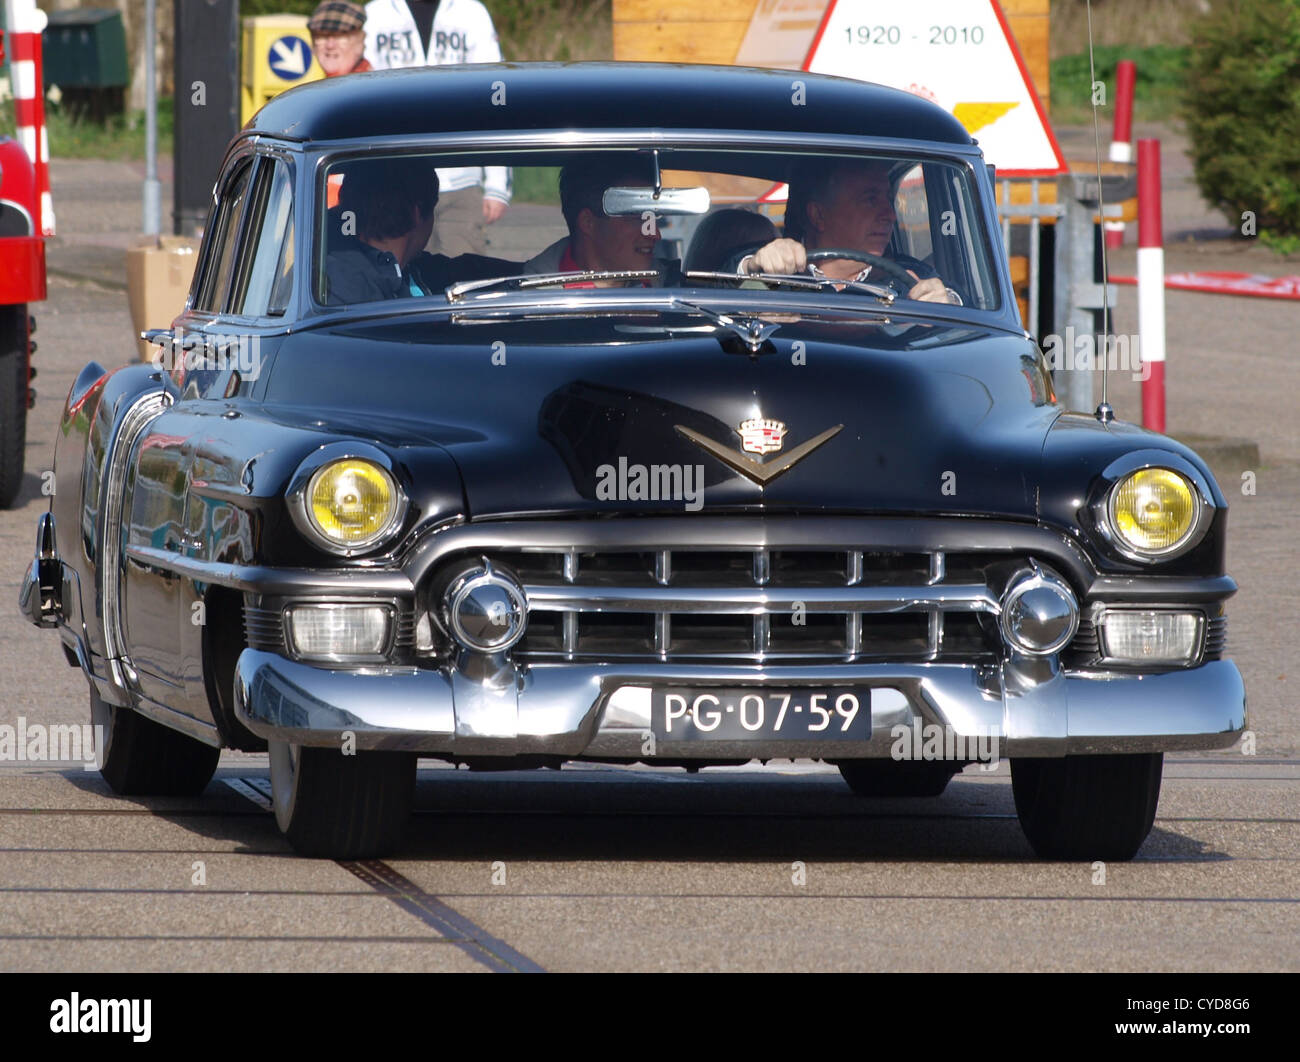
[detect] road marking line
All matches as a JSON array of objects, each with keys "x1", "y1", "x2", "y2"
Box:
[
  {"x1": 339, "y1": 860, "x2": 546, "y2": 974},
  {"x1": 224, "y1": 776, "x2": 545, "y2": 972}
]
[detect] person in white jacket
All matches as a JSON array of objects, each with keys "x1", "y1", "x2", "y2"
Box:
[{"x1": 363, "y1": 0, "x2": 512, "y2": 255}]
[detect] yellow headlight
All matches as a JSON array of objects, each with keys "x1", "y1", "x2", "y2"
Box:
[
  {"x1": 1111, "y1": 468, "x2": 1197, "y2": 554},
  {"x1": 307, "y1": 459, "x2": 399, "y2": 548}
]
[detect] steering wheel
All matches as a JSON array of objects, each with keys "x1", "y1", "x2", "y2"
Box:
[{"x1": 804, "y1": 248, "x2": 918, "y2": 291}]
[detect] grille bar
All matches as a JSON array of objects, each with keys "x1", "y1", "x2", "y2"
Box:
[
  {"x1": 928, "y1": 552, "x2": 946, "y2": 659},
  {"x1": 846, "y1": 550, "x2": 863, "y2": 654},
  {"x1": 522, "y1": 582, "x2": 998, "y2": 614},
  {"x1": 562, "y1": 549, "x2": 579, "y2": 658},
  {"x1": 654, "y1": 550, "x2": 671, "y2": 656}
]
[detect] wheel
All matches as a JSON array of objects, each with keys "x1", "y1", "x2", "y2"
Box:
[
  {"x1": 1011, "y1": 753, "x2": 1163, "y2": 861},
  {"x1": 90, "y1": 685, "x2": 220, "y2": 796},
  {"x1": 0, "y1": 304, "x2": 27, "y2": 509},
  {"x1": 837, "y1": 760, "x2": 959, "y2": 797},
  {"x1": 268, "y1": 739, "x2": 416, "y2": 859}
]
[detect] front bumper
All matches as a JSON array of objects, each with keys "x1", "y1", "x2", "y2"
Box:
[{"x1": 233, "y1": 649, "x2": 1246, "y2": 758}]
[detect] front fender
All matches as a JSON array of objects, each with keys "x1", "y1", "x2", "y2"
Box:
[{"x1": 1038, "y1": 412, "x2": 1228, "y2": 579}]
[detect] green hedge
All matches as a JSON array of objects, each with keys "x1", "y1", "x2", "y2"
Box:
[{"x1": 1182, "y1": 0, "x2": 1300, "y2": 242}]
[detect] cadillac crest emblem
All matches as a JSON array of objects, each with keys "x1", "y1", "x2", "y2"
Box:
[{"x1": 738, "y1": 418, "x2": 786, "y2": 455}]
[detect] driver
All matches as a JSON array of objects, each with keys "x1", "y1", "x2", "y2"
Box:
[{"x1": 738, "y1": 159, "x2": 961, "y2": 304}]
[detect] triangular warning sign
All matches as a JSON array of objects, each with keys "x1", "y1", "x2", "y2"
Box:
[{"x1": 800, "y1": 0, "x2": 1068, "y2": 178}]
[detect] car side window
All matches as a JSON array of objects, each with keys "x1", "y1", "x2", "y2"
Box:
[
  {"x1": 235, "y1": 161, "x2": 295, "y2": 317},
  {"x1": 193, "y1": 159, "x2": 254, "y2": 313}
]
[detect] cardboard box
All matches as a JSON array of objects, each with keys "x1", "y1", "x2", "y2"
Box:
[{"x1": 126, "y1": 235, "x2": 199, "y2": 361}]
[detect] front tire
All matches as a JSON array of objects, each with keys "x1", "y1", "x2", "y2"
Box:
[
  {"x1": 90, "y1": 685, "x2": 220, "y2": 796},
  {"x1": 1011, "y1": 753, "x2": 1163, "y2": 861},
  {"x1": 837, "y1": 760, "x2": 960, "y2": 797},
  {"x1": 268, "y1": 739, "x2": 416, "y2": 859}
]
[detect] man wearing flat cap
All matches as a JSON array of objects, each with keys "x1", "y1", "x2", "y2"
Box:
[{"x1": 309, "y1": 1, "x2": 372, "y2": 77}]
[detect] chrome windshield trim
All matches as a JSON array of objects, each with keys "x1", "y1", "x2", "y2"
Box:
[{"x1": 301, "y1": 286, "x2": 1020, "y2": 336}]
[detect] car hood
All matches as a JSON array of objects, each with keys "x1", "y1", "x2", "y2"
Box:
[{"x1": 266, "y1": 310, "x2": 1058, "y2": 520}]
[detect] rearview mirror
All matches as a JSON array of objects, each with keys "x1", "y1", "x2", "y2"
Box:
[{"x1": 602, "y1": 186, "x2": 710, "y2": 217}]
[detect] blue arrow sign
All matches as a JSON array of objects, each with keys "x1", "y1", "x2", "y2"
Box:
[{"x1": 268, "y1": 35, "x2": 311, "y2": 81}]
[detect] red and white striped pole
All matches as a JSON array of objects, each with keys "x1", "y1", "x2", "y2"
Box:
[
  {"x1": 1105, "y1": 59, "x2": 1136, "y2": 249},
  {"x1": 7, "y1": 0, "x2": 54, "y2": 236},
  {"x1": 1137, "y1": 138, "x2": 1165, "y2": 433}
]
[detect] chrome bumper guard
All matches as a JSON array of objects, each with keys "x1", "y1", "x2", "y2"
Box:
[{"x1": 233, "y1": 649, "x2": 1246, "y2": 758}]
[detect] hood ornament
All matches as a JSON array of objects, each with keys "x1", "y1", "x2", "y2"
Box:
[
  {"x1": 675, "y1": 422, "x2": 843, "y2": 487},
  {"x1": 671, "y1": 297, "x2": 780, "y2": 352}
]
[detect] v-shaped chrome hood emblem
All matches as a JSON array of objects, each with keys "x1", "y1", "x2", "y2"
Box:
[{"x1": 674, "y1": 423, "x2": 844, "y2": 486}]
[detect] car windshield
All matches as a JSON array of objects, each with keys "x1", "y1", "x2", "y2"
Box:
[{"x1": 314, "y1": 146, "x2": 1001, "y2": 312}]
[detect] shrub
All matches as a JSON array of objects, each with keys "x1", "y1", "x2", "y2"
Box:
[{"x1": 1181, "y1": 0, "x2": 1300, "y2": 239}]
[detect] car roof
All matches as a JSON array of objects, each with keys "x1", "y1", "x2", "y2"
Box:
[{"x1": 245, "y1": 62, "x2": 975, "y2": 147}]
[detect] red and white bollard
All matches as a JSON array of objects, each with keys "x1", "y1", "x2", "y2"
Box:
[
  {"x1": 1137, "y1": 138, "x2": 1165, "y2": 433},
  {"x1": 7, "y1": 0, "x2": 54, "y2": 236},
  {"x1": 1105, "y1": 59, "x2": 1136, "y2": 249}
]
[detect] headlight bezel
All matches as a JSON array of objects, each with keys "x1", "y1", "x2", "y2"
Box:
[
  {"x1": 286, "y1": 443, "x2": 409, "y2": 557},
  {"x1": 1091, "y1": 452, "x2": 1217, "y2": 564}
]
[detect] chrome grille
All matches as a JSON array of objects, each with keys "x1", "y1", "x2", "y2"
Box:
[{"x1": 468, "y1": 547, "x2": 1004, "y2": 663}]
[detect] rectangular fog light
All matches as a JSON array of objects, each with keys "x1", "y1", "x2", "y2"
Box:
[
  {"x1": 1099, "y1": 610, "x2": 1203, "y2": 664},
  {"x1": 287, "y1": 603, "x2": 392, "y2": 660}
]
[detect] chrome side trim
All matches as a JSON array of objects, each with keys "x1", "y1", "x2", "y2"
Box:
[
  {"x1": 124, "y1": 544, "x2": 416, "y2": 594},
  {"x1": 132, "y1": 695, "x2": 223, "y2": 748},
  {"x1": 100, "y1": 389, "x2": 173, "y2": 691}
]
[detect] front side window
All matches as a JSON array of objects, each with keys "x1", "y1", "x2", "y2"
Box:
[
  {"x1": 193, "y1": 160, "x2": 254, "y2": 314},
  {"x1": 314, "y1": 147, "x2": 1000, "y2": 312},
  {"x1": 235, "y1": 160, "x2": 295, "y2": 317}
]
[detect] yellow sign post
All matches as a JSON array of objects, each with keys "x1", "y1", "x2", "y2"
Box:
[{"x1": 241, "y1": 15, "x2": 324, "y2": 125}]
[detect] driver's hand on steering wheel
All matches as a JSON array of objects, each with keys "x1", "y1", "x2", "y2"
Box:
[
  {"x1": 740, "y1": 238, "x2": 806, "y2": 275},
  {"x1": 904, "y1": 273, "x2": 958, "y2": 304},
  {"x1": 741, "y1": 240, "x2": 960, "y2": 305}
]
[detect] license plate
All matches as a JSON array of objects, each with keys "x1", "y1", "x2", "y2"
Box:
[{"x1": 651, "y1": 688, "x2": 872, "y2": 741}]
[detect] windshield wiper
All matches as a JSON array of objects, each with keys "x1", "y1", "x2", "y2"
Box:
[
  {"x1": 682, "y1": 269, "x2": 896, "y2": 305},
  {"x1": 445, "y1": 270, "x2": 662, "y2": 302}
]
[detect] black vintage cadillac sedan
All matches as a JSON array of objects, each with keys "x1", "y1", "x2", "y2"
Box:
[{"x1": 20, "y1": 64, "x2": 1244, "y2": 859}]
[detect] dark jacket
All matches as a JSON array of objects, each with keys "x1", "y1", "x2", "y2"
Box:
[{"x1": 324, "y1": 238, "x2": 522, "y2": 304}]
